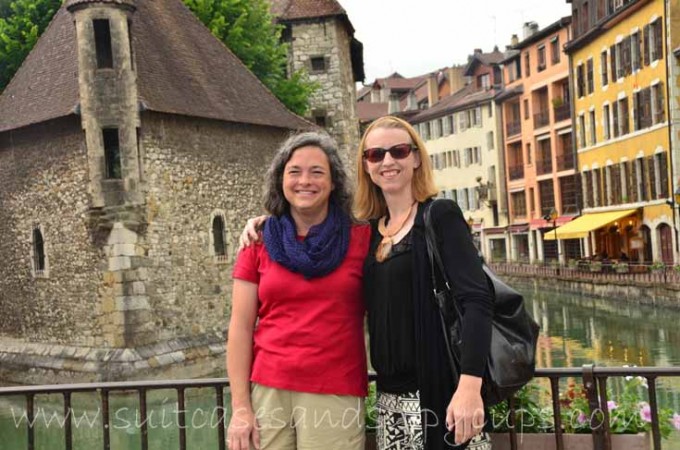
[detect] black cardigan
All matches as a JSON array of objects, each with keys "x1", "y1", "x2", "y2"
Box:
[{"x1": 410, "y1": 199, "x2": 493, "y2": 449}]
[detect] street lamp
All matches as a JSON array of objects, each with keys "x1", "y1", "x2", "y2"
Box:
[{"x1": 543, "y1": 207, "x2": 560, "y2": 269}]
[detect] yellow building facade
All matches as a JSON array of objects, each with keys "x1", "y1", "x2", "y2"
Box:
[{"x1": 565, "y1": 0, "x2": 676, "y2": 264}]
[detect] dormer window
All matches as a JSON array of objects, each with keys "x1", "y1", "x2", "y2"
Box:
[{"x1": 93, "y1": 19, "x2": 113, "y2": 69}]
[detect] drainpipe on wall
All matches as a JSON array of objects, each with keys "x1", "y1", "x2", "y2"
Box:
[{"x1": 664, "y1": 0, "x2": 679, "y2": 260}]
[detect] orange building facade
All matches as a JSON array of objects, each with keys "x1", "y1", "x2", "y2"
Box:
[{"x1": 498, "y1": 18, "x2": 578, "y2": 263}]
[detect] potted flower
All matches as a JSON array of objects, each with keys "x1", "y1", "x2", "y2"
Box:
[
  {"x1": 589, "y1": 261, "x2": 603, "y2": 273},
  {"x1": 649, "y1": 261, "x2": 665, "y2": 273},
  {"x1": 613, "y1": 262, "x2": 629, "y2": 273},
  {"x1": 489, "y1": 378, "x2": 680, "y2": 450}
]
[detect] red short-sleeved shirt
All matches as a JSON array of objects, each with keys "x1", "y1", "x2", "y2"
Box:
[{"x1": 232, "y1": 224, "x2": 370, "y2": 397}]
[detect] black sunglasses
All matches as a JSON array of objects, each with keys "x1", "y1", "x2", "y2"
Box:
[{"x1": 362, "y1": 143, "x2": 415, "y2": 163}]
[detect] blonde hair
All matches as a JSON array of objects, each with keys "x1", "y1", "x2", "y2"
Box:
[{"x1": 354, "y1": 116, "x2": 438, "y2": 220}]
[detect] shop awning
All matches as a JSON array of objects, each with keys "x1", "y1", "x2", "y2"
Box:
[{"x1": 543, "y1": 209, "x2": 637, "y2": 240}]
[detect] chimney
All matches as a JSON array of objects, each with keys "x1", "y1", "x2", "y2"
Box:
[
  {"x1": 427, "y1": 74, "x2": 439, "y2": 108},
  {"x1": 510, "y1": 34, "x2": 519, "y2": 47},
  {"x1": 447, "y1": 66, "x2": 466, "y2": 94},
  {"x1": 474, "y1": 48, "x2": 483, "y2": 55},
  {"x1": 523, "y1": 22, "x2": 539, "y2": 39}
]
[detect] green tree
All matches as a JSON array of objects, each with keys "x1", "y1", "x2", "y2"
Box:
[
  {"x1": 0, "y1": 0, "x2": 315, "y2": 115},
  {"x1": 182, "y1": 0, "x2": 315, "y2": 115},
  {"x1": 0, "y1": 0, "x2": 62, "y2": 90}
]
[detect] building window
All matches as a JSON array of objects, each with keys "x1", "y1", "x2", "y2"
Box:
[
  {"x1": 618, "y1": 96, "x2": 630, "y2": 135},
  {"x1": 650, "y1": 18, "x2": 663, "y2": 62},
  {"x1": 589, "y1": 110, "x2": 596, "y2": 145},
  {"x1": 313, "y1": 110, "x2": 329, "y2": 127},
  {"x1": 32, "y1": 225, "x2": 47, "y2": 277},
  {"x1": 210, "y1": 211, "x2": 230, "y2": 263},
  {"x1": 656, "y1": 152, "x2": 670, "y2": 198},
  {"x1": 93, "y1": 19, "x2": 114, "y2": 69},
  {"x1": 633, "y1": 87, "x2": 652, "y2": 130},
  {"x1": 576, "y1": 64, "x2": 585, "y2": 98},
  {"x1": 487, "y1": 131, "x2": 494, "y2": 150},
  {"x1": 560, "y1": 175, "x2": 578, "y2": 214},
  {"x1": 593, "y1": 167, "x2": 602, "y2": 207},
  {"x1": 539, "y1": 179, "x2": 555, "y2": 217},
  {"x1": 578, "y1": 114, "x2": 586, "y2": 148},
  {"x1": 550, "y1": 36, "x2": 560, "y2": 64},
  {"x1": 582, "y1": 171, "x2": 593, "y2": 208},
  {"x1": 603, "y1": 104, "x2": 611, "y2": 140},
  {"x1": 647, "y1": 155, "x2": 657, "y2": 200},
  {"x1": 636, "y1": 157, "x2": 647, "y2": 201},
  {"x1": 524, "y1": 52, "x2": 531, "y2": 77},
  {"x1": 537, "y1": 45, "x2": 546, "y2": 72},
  {"x1": 526, "y1": 142, "x2": 532, "y2": 165},
  {"x1": 479, "y1": 73, "x2": 491, "y2": 90},
  {"x1": 310, "y1": 56, "x2": 327, "y2": 72},
  {"x1": 601, "y1": 51, "x2": 608, "y2": 86},
  {"x1": 523, "y1": 99, "x2": 530, "y2": 120},
  {"x1": 103, "y1": 128, "x2": 122, "y2": 179},
  {"x1": 631, "y1": 31, "x2": 641, "y2": 71},
  {"x1": 586, "y1": 58, "x2": 594, "y2": 94},
  {"x1": 511, "y1": 191, "x2": 527, "y2": 218},
  {"x1": 281, "y1": 24, "x2": 293, "y2": 42},
  {"x1": 652, "y1": 83, "x2": 666, "y2": 124}
]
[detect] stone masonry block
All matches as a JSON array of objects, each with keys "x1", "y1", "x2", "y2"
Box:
[
  {"x1": 114, "y1": 296, "x2": 150, "y2": 311},
  {"x1": 111, "y1": 244, "x2": 137, "y2": 257},
  {"x1": 109, "y1": 256, "x2": 131, "y2": 271},
  {"x1": 107, "y1": 223, "x2": 139, "y2": 245}
]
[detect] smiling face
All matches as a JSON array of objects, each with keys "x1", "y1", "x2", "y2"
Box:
[
  {"x1": 363, "y1": 127, "x2": 421, "y2": 196},
  {"x1": 282, "y1": 145, "x2": 334, "y2": 217}
]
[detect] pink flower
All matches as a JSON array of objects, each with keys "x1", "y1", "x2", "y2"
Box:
[
  {"x1": 639, "y1": 403, "x2": 652, "y2": 423},
  {"x1": 577, "y1": 412, "x2": 588, "y2": 425},
  {"x1": 607, "y1": 401, "x2": 617, "y2": 411},
  {"x1": 671, "y1": 413, "x2": 680, "y2": 431}
]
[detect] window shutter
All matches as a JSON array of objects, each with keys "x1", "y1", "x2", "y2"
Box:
[
  {"x1": 633, "y1": 92, "x2": 639, "y2": 130},
  {"x1": 656, "y1": 83, "x2": 666, "y2": 123},
  {"x1": 610, "y1": 46, "x2": 617, "y2": 79},
  {"x1": 623, "y1": 38, "x2": 631, "y2": 76},
  {"x1": 643, "y1": 25, "x2": 650, "y2": 66}
]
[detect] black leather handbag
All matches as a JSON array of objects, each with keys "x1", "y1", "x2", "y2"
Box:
[{"x1": 424, "y1": 201, "x2": 540, "y2": 406}]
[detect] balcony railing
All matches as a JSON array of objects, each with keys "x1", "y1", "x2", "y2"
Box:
[
  {"x1": 536, "y1": 158, "x2": 553, "y2": 175},
  {"x1": 508, "y1": 165, "x2": 524, "y2": 180},
  {"x1": 506, "y1": 121, "x2": 521, "y2": 137},
  {"x1": 1, "y1": 367, "x2": 679, "y2": 450},
  {"x1": 554, "y1": 103, "x2": 571, "y2": 122},
  {"x1": 556, "y1": 153, "x2": 575, "y2": 171},
  {"x1": 534, "y1": 110, "x2": 550, "y2": 128}
]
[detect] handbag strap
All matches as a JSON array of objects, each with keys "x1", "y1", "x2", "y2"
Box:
[{"x1": 423, "y1": 201, "x2": 463, "y2": 321}]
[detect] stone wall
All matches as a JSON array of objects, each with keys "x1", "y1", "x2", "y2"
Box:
[
  {"x1": 0, "y1": 116, "x2": 104, "y2": 346},
  {"x1": 288, "y1": 18, "x2": 360, "y2": 169},
  {"x1": 138, "y1": 112, "x2": 288, "y2": 343}
]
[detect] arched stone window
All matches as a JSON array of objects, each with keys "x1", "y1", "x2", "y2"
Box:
[
  {"x1": 32, "y1": 224, "x2": 48, "y2": 278},
  {"x1": 209, "y1": 210, "x2": 230, "y2": 263}
]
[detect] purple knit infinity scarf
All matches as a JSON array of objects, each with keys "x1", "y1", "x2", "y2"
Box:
[{"x1": 263, "y1": 202, "x2": 351, "y2": 279}]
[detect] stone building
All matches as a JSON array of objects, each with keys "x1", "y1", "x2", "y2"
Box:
[
  {"x1": 0, "y1": 0, "x2": 310, "y2": 384},
  {"x1": 270, "y1": 0, "x2": 364, "y2": 165}
]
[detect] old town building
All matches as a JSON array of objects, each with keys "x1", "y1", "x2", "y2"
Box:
[
  {"x1": 0, "y1": 0, "x2": 310, "y2": 383},
  {"x1": 271, "y1": 0, "x2": 364, "y2": 166},
  {"x1": 562, "y1": 0, "x2": 676, "y2": 264},
  {"x1": 497, "y1": 18, "x2": 577, "y2": 263}
]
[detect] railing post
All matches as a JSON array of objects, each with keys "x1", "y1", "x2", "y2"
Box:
[{"x1": 582, "y1": 364, "x2": 606, "y2": 450}]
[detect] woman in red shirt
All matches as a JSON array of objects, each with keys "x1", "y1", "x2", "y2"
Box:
[{"x1": 227, "y1": 132, "x2": 370, "y2": 450}]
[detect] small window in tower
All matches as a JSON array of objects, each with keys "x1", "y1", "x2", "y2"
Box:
[
  {"x1": 310, "y1": 56, "x2": 327, "y2": 72},
  {"x1": 32, "y1": 226, "x2": 47, "y2": 277},
  {"x1": 212, "y1": 216, "x2": 227, "y2": 259},
  {"x1": 281, "y1": 24, "x2": 292, "y2": 43},
  {"x1": 103, "y1": 128, "x2": 122, "y2": 179},
  {"x1": 93, "y1": 19, "x2": 113, "y2": 69}
]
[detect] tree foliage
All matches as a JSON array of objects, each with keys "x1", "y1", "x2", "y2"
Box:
[
  {"x1": 0, "y1": 0, "x2": 315, "y2": 115},
  {"x1": 182, "y1": 0, "x2": 316, "y2": 115},
  {"x1": 0, "y1": 0, "x2": 62, "y2": 91}
]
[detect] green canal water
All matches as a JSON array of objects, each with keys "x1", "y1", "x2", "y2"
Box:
[{"x1": 1, "y1": 287, "x2": 680, "y2": 449}]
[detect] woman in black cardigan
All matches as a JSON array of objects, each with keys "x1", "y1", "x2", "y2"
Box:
[{"x1": 355, "y1": 116, "x2": 493, "y2": 450}]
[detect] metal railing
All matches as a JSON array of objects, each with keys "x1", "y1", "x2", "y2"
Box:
[
  {"x1": 498, "y1": 366, "x2": 680, "y2": 450},
  {"x1": 1, "y1": 367, "x2": 678, "y2": 450},
  {"x1": 506, "y1": 121, "x2": 521, "y2": 137},
  {"x1": 556, "y1": 153, "x2": 575, "y2": 171},
  {"x1": 534, "y1": 110, "x2": 550, "y2": 128},
  {"x1": 509, "y1": 165, "x2": 524, "y2": 180},
  {"x1": 489, "y1": 261, "x2": 680, "y2": 286},
  {"x1": 554, "y1": 103, "x2": 571, "y2": 122},
  {"x1": 536, "y1": 158, "x2": 553, "y2": 175}
]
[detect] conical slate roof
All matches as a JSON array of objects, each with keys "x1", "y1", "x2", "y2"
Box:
[{"x1": 0, "y1": 0, "x2": 311, "y2": 133}]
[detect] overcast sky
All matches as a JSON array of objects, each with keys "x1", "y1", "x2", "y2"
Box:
[{"x1": 339, "y1": 0, "x2": 572, "y2": 84}]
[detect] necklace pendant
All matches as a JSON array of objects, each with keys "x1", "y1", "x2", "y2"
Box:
[{"x1": 376, "y1": 238, "x2": 393, "y2": 262}]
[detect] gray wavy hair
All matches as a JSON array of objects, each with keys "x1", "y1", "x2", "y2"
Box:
[{"x1": 264, "y1": 131, "x2": 353, "y2": 219}]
